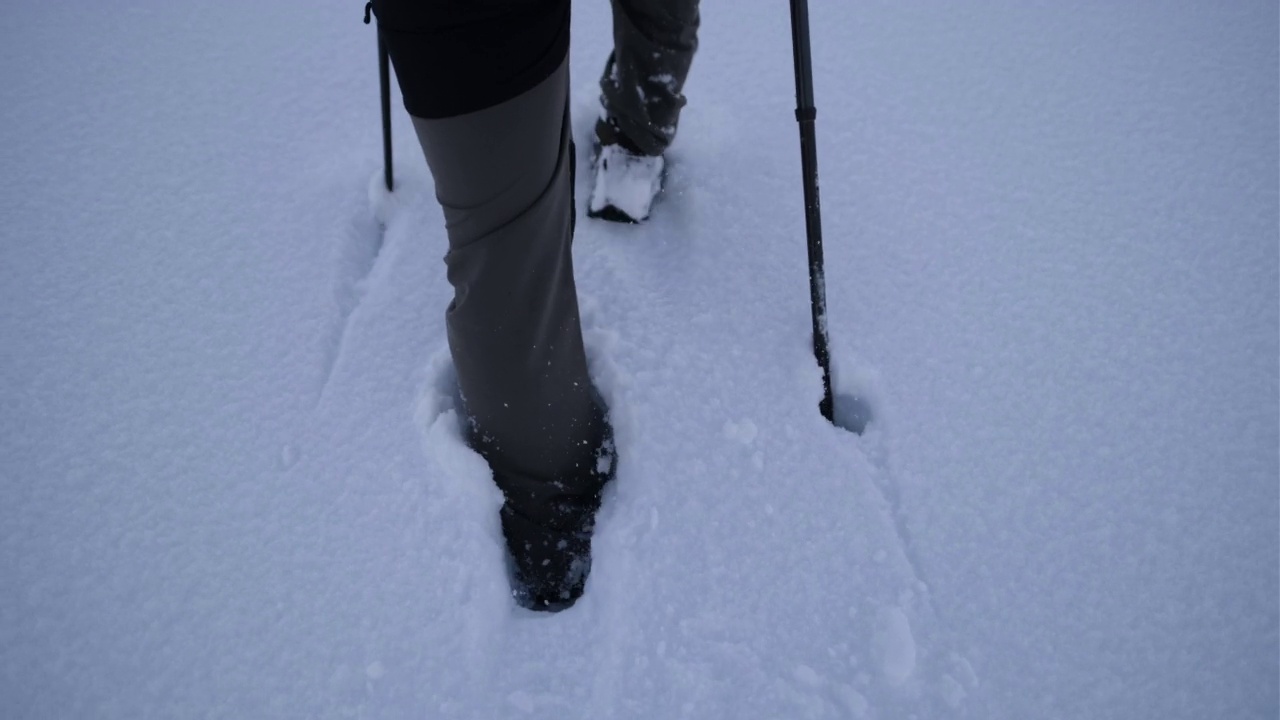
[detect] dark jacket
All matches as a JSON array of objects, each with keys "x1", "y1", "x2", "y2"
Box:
[{"x1": 370, "y1": 0, "x2": 570, "y2": 119}]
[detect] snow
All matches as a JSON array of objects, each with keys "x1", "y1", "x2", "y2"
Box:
[
  {"x1": 1, "y1": 1, "x2": 1276, "y2": 719},
  {"x1": 588, "y1": 144, "x2": 666, "y2": 221},
  {"x1": 873, "y1": 605, "x2": 916, "y2": 687}
]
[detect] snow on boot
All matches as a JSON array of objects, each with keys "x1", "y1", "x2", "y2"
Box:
[
  {"x1": 497, "y1": 430, "x2": 617, "y2": 612},
  {"x1": 587, "y1": 117, "x2": 665, "y2": 224},
  {"x1": 500, "y1": 503, "x2": 595, "y2": 611}
]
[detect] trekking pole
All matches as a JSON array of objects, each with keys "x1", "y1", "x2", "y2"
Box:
[
  {"x1": 365, "y1": 4, "x2": 394, "y2": 192},
  {"x1": 378, "y1": 32, "x2": 394, "y2": 191},
  {"x1": 788, "y1": 0, "x2": 835, "y2": 423}
]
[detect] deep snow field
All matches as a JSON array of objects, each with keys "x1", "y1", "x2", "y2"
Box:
[{"x1": 2, "y1": 1, "x2": 1276, "y2": 718}]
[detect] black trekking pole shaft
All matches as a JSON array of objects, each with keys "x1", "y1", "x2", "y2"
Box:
[
  {"x1": 378, "y1": 30, "x2": 394, "y2": 192},
  {"x1": 789, "y1": 0, "x2": 834, "y2": 422}
]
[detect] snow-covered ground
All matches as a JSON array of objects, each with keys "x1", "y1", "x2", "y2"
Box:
[{"x1": 2, "y1": 2, "x2": 1275, "y2": 718}]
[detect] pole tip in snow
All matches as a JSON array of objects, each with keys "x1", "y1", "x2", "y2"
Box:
[{"x1": 831, "y1": 392, "x2": 872, "y2": 436}]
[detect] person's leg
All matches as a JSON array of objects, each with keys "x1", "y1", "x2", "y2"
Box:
[
  {"x1": 599, "y1": 0, "x2": 701, "y2": 156},
  {"x1": 375, "y1": 0, "x2": 613, "y2": 609},
  {"x1": 412, "y1": 62, "x2": 612, "y2": 609}
]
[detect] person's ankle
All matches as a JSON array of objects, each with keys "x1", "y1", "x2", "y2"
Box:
[{"x1": 595, "y1": 116, "x2": 649, "y2": 156}]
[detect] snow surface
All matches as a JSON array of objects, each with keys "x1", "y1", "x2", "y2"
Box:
[
  {"x1": 588, "y1": 144, "x2": 665, "y2": 222},
  {"x1": 1, "y1": 1, "x2": 1276, "y2": 719}
]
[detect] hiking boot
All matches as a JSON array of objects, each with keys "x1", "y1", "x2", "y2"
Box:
[
  {"x1": 587, "y1": 117, "x2": 665, "y2": 224},
  {"x1": 496, "y1": 431, "x2": 617, "y2": 611}
]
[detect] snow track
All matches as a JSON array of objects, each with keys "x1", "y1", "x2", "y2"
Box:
[{"x1": 352, "y1": 146, "x2": 968, "y2": 716}]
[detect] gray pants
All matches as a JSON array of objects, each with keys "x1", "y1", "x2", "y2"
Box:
[
  {"x1": 412, "y1": 61, "x2": 607, "y2": 525},
  {"x1": 600, "y1": 0, "x2": 701, "y2": 156},
  {"x1": 402, "y1": 2, "x2": 698, "y2": 604},
  {"x1": 407, "y1": 1, "x2": 697, "y2": 520}
]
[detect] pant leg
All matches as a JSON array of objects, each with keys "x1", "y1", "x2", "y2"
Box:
[
  {"x1": 410, "y1": 60, "x2": 608, "y2": 526},
  {"x1": 599, "y1": 0, "x2": 701, "y2": 156}
]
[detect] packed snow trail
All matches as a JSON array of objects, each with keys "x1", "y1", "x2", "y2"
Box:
[{"x1": 1, "y1": 2, "x2": 1275, "y2": 719}]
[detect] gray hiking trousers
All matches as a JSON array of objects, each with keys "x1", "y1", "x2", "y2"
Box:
[
  {"x1": 600, "y1": 0, "x2": 701, "y2": 156},
  {"x1": 404, "y1": 0, "x2": 698, "y2": 511},
  {"x1": 411, "y1": 60, "x2": 607, "y2": 513}
]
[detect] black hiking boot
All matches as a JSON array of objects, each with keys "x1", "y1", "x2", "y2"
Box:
[
  {"x1": 587, "y1": 117, "x2": 666, "y2": 224},
  {"x1": 496, "y1": 431, "x2": 617, "y2": 612}
]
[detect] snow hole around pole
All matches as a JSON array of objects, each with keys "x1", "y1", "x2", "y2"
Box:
[
  {"x1": 828, "y1": 339, "x2": 880, "y2": 436},
  {"x1": 833, "y1": 391, "x2": 874, "y2": 436}
]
